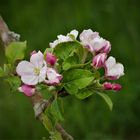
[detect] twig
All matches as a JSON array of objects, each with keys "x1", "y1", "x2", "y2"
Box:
[
  {"x1": 0, "y1": 16, "x2": 20, "y2": 47},
  {"x1": 0, "y1": 15, "x2": 73, "y2": 140}
]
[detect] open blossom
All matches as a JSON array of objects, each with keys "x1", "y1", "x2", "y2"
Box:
[
  {"x1": 16, "y1": 51, "x2": 47, "y2": 85},
  {"x1": 45, "y1": 68, "x2": 63, "y2": 85},
  {"x1": 49, "y1": 29, "x2": 78, "y2": 48},
  {"x1": 103, "y1": 82, "x2": 122, "y2": 91},
  {"x1": 18, "y1": 84, "x2": 35, "y2": 96},
  {"x1": 105, "y1": 56, "x2": 124, "y2": 80},
  {"x1": 80, "y1": 29, "x2": 111, "y2": 53},
  {"x1": 92, "y1": 53, "x2": 107, "y2": 68},
  {"x1": 46, "y1": 52, "x2": 57, "y2": 66}
]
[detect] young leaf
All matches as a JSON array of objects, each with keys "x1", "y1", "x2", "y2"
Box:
[
  {"x1": 96, "y1": 92, "x2": 113, "y2": 111},
  {"x1": 62, "y1": 53, "x2": 79, "y2": 70},
  {"x1": 50, "y1": 98, "x2": 64, "y2": 122},
  {"x1": 5, "y1": 76, "x2": 21, "y2": 92},
  {"x1": 4, "y1": 64, "x2": 12, "y2": 74},
  {"x1": 5, "y1": 41, "x2": 27, "y2": 63},
  {"x1": 75, "y1": 87, "x2": 95, "y2": 99},
  {"x1": 53, "y1": 42, "x2": 82, "y2": 61},
  {"x1": 63, "y1": 69, "x2": 94, "y2": 95}
]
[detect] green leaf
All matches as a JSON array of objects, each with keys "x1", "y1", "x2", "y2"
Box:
[
  {"x1": 76, "y1": 44, "x2": 85, "y2": 63},
  {"x1": 4, "y1": 64, "x2": 12, "y2": 74},
  {"x1": 5, "y1": 76, "x2": 21, "y2": 92},
  {"x1": 53, "y1": 41, "x2": 82, "y2": 60},
  {"x1": 5, "y1": 41, "x2": 27, "y2": 63},
  {"x1": 63, "y1": 69, "x2": 94, "y2": 95},
  {"x1": 62, "y1": 53, "x2": 79, "y2": 70},
  {"x1": 75, "y1": 87, "x2": 95, "y2": 99},
  {"x1": 50, "y1": 131, "x2": 63, "y2": 140},
  {"x1": 0, "y1": 64, "x2": 13, "y2": 77},
  {"x1": 96, "y1": 92, "x2": 113, "y2": 111},
  {"x1": 50, "y1": 98, "x2": 64, "y2": 122}
]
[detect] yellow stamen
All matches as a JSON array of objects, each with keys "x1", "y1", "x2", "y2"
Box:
[{"x1": 34, "y1": 68, "x2": 40, "y2": 75}]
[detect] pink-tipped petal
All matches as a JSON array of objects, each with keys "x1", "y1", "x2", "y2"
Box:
[
  {"x1": 92, "y1": 53, "x2": 107, "y2": 68},
  {"x1": 30, "y1": 50, "x2": 37, "y2": 56},
  {"x1": 80, "y1": 29, "x2": 100, "y2": 52},
  {"x1": 80, "y1": 29, "x2": 99, "y2": 43},
  {"x1": 46, "y1": 68, "x2": 62, "y2": 85},
  {"x1": 90, "y1": 37, "x2": 106, "y2": 52},
  {"x1": 100, "y1": 41, "x2": 111, "y2": 54}
]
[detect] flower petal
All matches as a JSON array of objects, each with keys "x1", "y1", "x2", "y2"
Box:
[
  {"x1": 46, "y1": 68, "x2": 62, "y2": 85},
  {"x1": 105, "y1": 56, "x2": 116, "y2": 69},
  {"x1": 38, "y1": 63, "x2": 47, "y2": 83},
  {"x1": 57, "y1": 35, "x2": 71, "y2": 42},
  {"x1": 21, "y1": 75, "x2": 39, "y2": 85},
  {"x1": 80, "y1": 29, "x2": 99, "y2": 43},
  {"x1": 49, "y1": 40, "x2": 59, "y2": 48},
  {"x1": 69, "y1": 29, "x2": 78, "y2": 38},
  {"x1": 16, "y1": 61, "x2": 34, "y2": 76},
  {"x1": 90, "y1": 37, "x2": 106, "y2": 52},
  {"x1": 30, "y1": 51, "x2": 45, "y2": 68}
]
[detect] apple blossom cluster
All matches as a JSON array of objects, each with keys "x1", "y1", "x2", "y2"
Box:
[
  {"x1": 17, "y1": 51, "x2": 62, "y2": 96},
  {"x1": 16, "y1": 29, "x2": 124, "y2": 97}
]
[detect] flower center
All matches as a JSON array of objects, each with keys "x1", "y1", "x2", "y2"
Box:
[{"x1": 34, "y1": 68, "x2": 40, "y2": 75}]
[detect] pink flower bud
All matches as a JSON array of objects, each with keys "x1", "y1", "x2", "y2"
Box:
[
  {"x1": 46, "y1": 52, "x2": 57, "y2": 66},
  {"x1": 112, "y1": 83, "x2": 122, "y2": 91},
  {"x1": 18, "y1": 84, "x2": 35, "y2": 96},
  {"x1": 103, "y1": 82, "x2": 112, "y2": 90},
  {"x1": 103, "y1": 82, "x2": 122, "y2": 91},
  {"x1": 92, "y1": 53, "x2": 107, "y2": 68}
]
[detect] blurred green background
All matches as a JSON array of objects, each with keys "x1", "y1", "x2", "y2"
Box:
[{"x1": 0, "y1": 0, "x2": 140, "y2": 139}]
